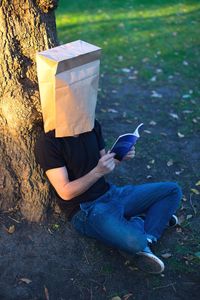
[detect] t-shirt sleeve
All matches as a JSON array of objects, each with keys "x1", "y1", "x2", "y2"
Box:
[
  {"x1": 35, "y1": 134, "x2": 65, "y2": 172},
  {"x1": 94, "y1": 119, "x2": 106, "y2": 151}
]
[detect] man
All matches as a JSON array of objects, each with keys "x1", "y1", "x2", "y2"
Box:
[
  {"x1": 35, "y1": 119, "x2": 182, "y2": 274},
  {"x1": 35, "y1": 40, "x2": 182, "y2": 274}
]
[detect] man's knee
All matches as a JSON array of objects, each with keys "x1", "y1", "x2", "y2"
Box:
[
  {"x1": 121, "y1": 232, "x2": 147, "y2": 254},
  {"x1": 169, "y1": 182, "x2": 182, "y2": 201}
]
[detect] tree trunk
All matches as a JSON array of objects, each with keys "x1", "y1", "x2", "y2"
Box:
[{"x1": 0, "y1": 0, "x2": 59, "y2": 221}]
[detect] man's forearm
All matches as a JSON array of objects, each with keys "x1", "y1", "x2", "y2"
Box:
[{"x1": 61, "y1": 167, "x2": 103, "y2": 201}]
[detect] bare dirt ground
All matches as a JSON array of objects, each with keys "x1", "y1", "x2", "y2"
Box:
[{"x1": 0, "y1": 75, "x2": 200, "y2": 300}]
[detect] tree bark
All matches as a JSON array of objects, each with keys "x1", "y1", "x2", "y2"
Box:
[{"x1": 0, "y1": 0, "x2": 59, "y2": 221}]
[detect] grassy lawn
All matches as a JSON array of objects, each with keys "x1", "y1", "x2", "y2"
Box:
[
  {"x1": 56, "y1": 0, "x2": 200, "y2": 78},
  {"x1": 56, "y1": 0, "x2": 200, "y2": 134}
]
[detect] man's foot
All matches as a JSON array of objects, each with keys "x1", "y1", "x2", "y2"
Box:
[
  {"x1": 119, "y1": 246, "x2": 165, "y2": 274},
  {"x1": 134, "y1": 246, "x2": 165, "y2": 274},
  {"x1": 168, "y1": 214, "x2": 179, "y2": 227}
]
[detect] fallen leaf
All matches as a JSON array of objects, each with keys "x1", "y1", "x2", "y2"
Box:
[
  {"x1": 128, "y1": 266, "x2": 138, "y2": 271},
  {"x1": 149, "y1": 120, "x2": 157, "y2": 126},
  {"x1": 44, "y1": 286, "x2": 49, "y2": 300},
  {"x1": 156, "y1": 68, "x2": 163, "y2": 73},
  {"x1": 19, "y1": 278, "x2": 32, "y2": 284},
  {"x1": 186, "y1": 214, "x2": 193, "y2": 220},
  {"x1": 183, "y1": 60, "x2": 189, "y2": 66},
  {"x1": 175, "y1": 169, "x2": 184, "y2": 175},
  {"x1": 183, "y1": 254, "x2": 194, "y2": 261},
  {"x1": 52, "y1": 224, "x2": 60, "y2": 230},
  {"x1": 144, "y1": 130, "x2": 151, "y2": 134},
  {"x1": 161, "y1": 253, "x2": 172, "y2": 259},
  {"x1": 182, "y1": 195, "x2": 187, "y2": 202},
  {"x1": 169, "y1": 113, "x2": 179, "y2": 119},
  {"x1": 7, "y1": 225, "x2": 15, "y2": 234},
  {"x1": 151, "y1": 91, "x2": 162, "y2": 98},
  {"x1": 182, "y1": 94, "x2": 191, "y2": 99},
  {"x1": 160, "y1": 132, "x2": 168, "y2": 136},
  {"x1": 190, "y1": 188, "x2": 200, "y2": 195},
  {"x1": 108, "y1": 108, "x2": 118, "y2": 113},
  {"x1": 149, "y1": 159, "x2": 155, "y2": 164},
  {"x1": 195, "y1": 180, "x2": 200, "y2": 186},
  {"x1": 111, "y1": 297, "x2": 121, "y2": 300},
  {"x1": 146, "y1": 175, "x2": 153, "y2": 179},
  {"x1": 167, "y1": 159, "x2": 173, "y2": 167},
  {"x1": 182, "y1": 110, "x2": 192, "y2": 114},
  {"x1": 123, "y1": 293, "x2": 133, "y2": 300},
  {"x1": 121, "y1": 68, "x2": 130, "y2": 73},
  {"x1": 177, "y1": 132, "x2": 185, "y2": 138},
  {"x1": 128, "y1": 75, "x2": 137, "y2": 80},
  {"x1": 150, "y1": 76, "x2": 157, "y2": 82}
]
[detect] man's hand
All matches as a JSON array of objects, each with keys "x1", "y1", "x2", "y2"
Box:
[
  {"x1": 94, "y1": 152, "x2": 116, "y2": 177},
  {"x1": 123, "y1": 146, "x2": 136, "y2": 161}
]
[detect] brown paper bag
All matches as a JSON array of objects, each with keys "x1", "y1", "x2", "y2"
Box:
[{"x1": 36, "y1": 40, "x2": 101, "y2": 137}]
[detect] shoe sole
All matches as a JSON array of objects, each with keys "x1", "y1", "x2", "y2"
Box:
[{"x1": 134, "y1": 252, "x2": 165, "y2": 274}]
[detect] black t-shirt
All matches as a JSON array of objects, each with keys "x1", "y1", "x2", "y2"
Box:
[{"x1": 35, "y1": 120, "x2": 110, "y2": 219}]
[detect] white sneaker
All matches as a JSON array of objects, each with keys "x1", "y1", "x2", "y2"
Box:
[
  {"x1": 120, "y1": 246, "x2": 165, "y2": 274},
  {"x1": 168, "y1": 214, "x2": 179, "y2": 227},
  {"x1": 135, "y1": 246, "x2": 165, "y2": 274}
]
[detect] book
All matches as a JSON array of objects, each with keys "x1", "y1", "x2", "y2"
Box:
[{"x1": 110, "y1": 123, "x2": 144, "y2": 161}]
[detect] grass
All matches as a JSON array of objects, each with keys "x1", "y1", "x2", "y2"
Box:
[
  {"x1": 56, "y1": 1, "x2": 200, "y2": 137},
  {"x1": 56, "y1": 0, "x2": 200, "y2": 82}
]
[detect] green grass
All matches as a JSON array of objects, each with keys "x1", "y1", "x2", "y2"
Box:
[
  {"x1": 56, "y1": 0, "x2": 200, "y2": 82},
  {"x1": 56, "y1": 0, "x2": 200, "y2": 139}
]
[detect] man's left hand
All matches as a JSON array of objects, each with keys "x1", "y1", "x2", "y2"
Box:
[{"x1": 123, "y1": 146, "x2": 136, "y2": 161}]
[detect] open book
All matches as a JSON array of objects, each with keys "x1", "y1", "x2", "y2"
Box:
[{"x1": 110, "y1": 123, "x2": 144, "y2": 161}]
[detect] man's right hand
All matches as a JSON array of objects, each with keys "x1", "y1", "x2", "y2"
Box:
[{"x1": 94, "y1": 152, "x2": 116, "y2": 177}]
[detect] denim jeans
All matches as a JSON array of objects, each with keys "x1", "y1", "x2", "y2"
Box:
[{"x1": 71, "y1": 182, "x2": 182, "y2": 254}]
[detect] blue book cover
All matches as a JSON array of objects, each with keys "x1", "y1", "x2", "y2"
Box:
[{"x1": 110, "y1": 123, "x2": 143, "y2": 161}]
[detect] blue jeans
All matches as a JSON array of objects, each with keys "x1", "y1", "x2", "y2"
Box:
[{"x1": 71, "y1": 182, "x2": 182, "y2": 254}]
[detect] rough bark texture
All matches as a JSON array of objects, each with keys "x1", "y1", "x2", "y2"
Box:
[{"x1": 0, "y1": 0, "x2": 59, "y2": 221}]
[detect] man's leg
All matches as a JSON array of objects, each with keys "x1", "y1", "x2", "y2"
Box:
[
  {"x1": 120, "y1": 182, "x2": 182, "y2": 241},
  {"x1": 71, "y1": 189, "x2": 147, "y2": 254}
]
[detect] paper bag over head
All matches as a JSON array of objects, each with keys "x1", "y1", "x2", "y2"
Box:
[{"x1": 36, "y1": 40, "x2": 101, "y2": 137}]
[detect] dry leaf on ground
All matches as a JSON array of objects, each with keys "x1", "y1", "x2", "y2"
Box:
[
  {"x1": 167, "y1": 159, "x2": 173, "y2": 167},
  {"x1": 161, "y1": 253, "x2": 172, "y2": 259},
  {"x1": 44, "y1": 286, "x2": 49, "y2": 300},
  {"x1": 19, "y1": 278, "x2": 32, "y2": 284},
  {"x1": 7, "y1": 225, "x2": 15, "y2": 234},
  {"x1": 190, "y1": 188, "x2": 200, "y2": 195}
]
